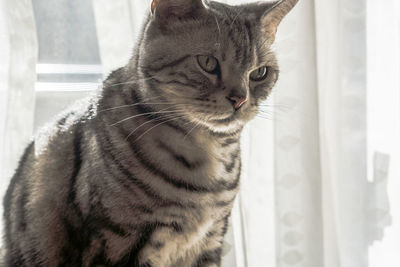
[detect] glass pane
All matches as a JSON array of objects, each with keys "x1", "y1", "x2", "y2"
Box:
[
  {"x1": 32, "y1": 0, "x2": 101, "y2": 65},
  {"x1": 32, "y1": 0, "x2": 102, "y2": 84},
  {"x1": 32, "y1": 0, "x2": 101, "y2": 128}
]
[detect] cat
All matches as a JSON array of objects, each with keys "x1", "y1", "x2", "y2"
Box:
[{"x1": 2, "y1": 0, "x2": 298, "y2": 266}]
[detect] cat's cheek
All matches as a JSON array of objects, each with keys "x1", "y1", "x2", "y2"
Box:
[{"x1": 251, "y1": 84, "x2": 269, "y2": 101}]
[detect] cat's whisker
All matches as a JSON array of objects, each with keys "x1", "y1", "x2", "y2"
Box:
[
  {"x1": 258, "y1": 104, "x2": 292, "y2": 112},
  {"x1": 107, "y1": 75, "x2": 163, "y2": 88},
  {"x1": 99, "y1": 101, "x2": 190, "y2": 113},
  {"x1": 258, "y1": 109, "x2": 275, "y2": 116},
  {"x1": 230, "y1": 9, "x2": 243, "y2": 28},
  {"x1": 125, "y1": 113, "x2": 186, "y2": 141},
  {"x1": 213, "y1": 15, "x2": 221, "y2": 42},
  {"x1": 256, "y1": 114, "x2": 273, "y2": 121},
  {"x1": 132, "y1": 116, "x2": 186, "y2": 143},
  {"x1": 183, "y1": 120, "x2": 202, "y2": 140},
  {"x1": 258, "y1": 109, "x2": 275, "y2": 114},
  {"x1": 107, "y1": 80, "x2": 136, "y2": 88},
  {"x1": 108, "y1": 106, "x2": 187, "y2": 127}
]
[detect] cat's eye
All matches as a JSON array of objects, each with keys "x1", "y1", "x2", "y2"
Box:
[
  {"x1": 250, "y1": 66, "x2": 269, "y2": 82},
  {"x1": 197, "y1": 55, "x2": 219, "y2": 74}
]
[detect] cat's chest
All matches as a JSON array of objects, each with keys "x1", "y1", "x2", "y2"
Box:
[
  {"x1": 147, "y1": 131, "x2": 241, "y2": 193},
  {"x1": 166, "y1": 133, "x2": 241, "y2": 178}
]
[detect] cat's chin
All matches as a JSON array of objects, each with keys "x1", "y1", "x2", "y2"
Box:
[{"x1": 185, "y1": 113, "x2": 244, "y2": 135}]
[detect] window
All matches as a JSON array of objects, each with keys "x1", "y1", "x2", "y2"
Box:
[{"x1": 32, "y1": 0, "x2": 102, "y2": 130}]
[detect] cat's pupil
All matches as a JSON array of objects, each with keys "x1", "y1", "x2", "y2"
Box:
[{"x1": 250, "y1": 66, "x2": 268, "y2": 82}]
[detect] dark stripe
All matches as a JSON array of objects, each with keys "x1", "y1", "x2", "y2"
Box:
[
  {"x1": 128, "y1": 143, "x2": 209, "y2": 192},
  {"x1": 244, "y1": 20, "x2": 253, "y2": 66},
  {"x1": 18, "y1": 171, "x2": 29, "y2": 233},
  {"x1": 222, "y1": 149, "x2": 240, "y2": 173},
  {"x1": 58, "y1": 127, "x2": 87, "y2": 265},
  {"x1": 145, "y1": 55, "x2": 191, "y2": 72},
  {"x1": 3, "y1": 142, "x2": 34, "y2": 266},
  {"x1": 57, "y1": 116, "x2": 68, "y2": 127},
  {"x1": 59, "y1": 217, "x2": 86, "y2": 266},
  {"x1": 87, "y1": 213, "x2": 127, "y2": 238},
  {"x1": 88, "y1": 239, "x2": 110, "y2": 267},
  {"x1": 215, "y1": 198, "x2": 235, "y2": 207},
  {"x1": 60, "y1": 197, "x2": 127, "y2": 266},
  {"x1": 151, "y1": 77, "x2": 194, "y2": 88},
  {"x1": 149, "y1": 240, "x2": 165, "y2": 250},
  {"x1": 99, "y1": 148, "x2": 155, "y2": 214},
  {"x1": 97, "y1": 128, "x2": 185, "y2": 208},
  {"x1": 227, "y1": 27, "x2": 242, "y2": 62},
  {"x1": 67, "y1": 127, "x2": 84, "y2": 217},
  {"x1": 221, "y1": 138, "x2": 238, "y2": 147},
  {"x1": 219, "y1": 161, "x2": 242, "y2": 192},
  {"x1": 61, "y1": 206, "x2": 127, "y2": 266},
  {"x1": 17, "y1": 145, "x2": 35, "y2": 236},
  {"x1": 193, "y1": 248, "x2": 223, "y2": 267},
  {"x1": 221, "y1": 215, "x2": 230, "y2": 236},
  {"x1": 85, "y1": 180, "x2": 128, "y2": 237},
  {"x1": 170, "y1": 71, "x2": 205, "y2": 87},
  {"x1": 206, "y1": 230, "x2": 216, "y2": 238},
  {"x1": 114, "y1": 224, "x2": 156, "y2": 267},
  {"x1": 232, "y1": 36, "x2": 241, "y2": 62},
  {"x1": 131, "y1": 203, "x2": 154, "y2": 215},
  {"x1": 156, "y1": 139, "x2": 202, "y2": 170}
]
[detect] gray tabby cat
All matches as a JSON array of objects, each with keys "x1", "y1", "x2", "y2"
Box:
[{"x1": 2, "y1": 0, "x2": 298, "y2": 266}]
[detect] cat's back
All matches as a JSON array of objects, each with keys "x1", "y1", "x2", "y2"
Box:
[{"x1": 2, "y1": 97, "x2": 98, "y2": 266}]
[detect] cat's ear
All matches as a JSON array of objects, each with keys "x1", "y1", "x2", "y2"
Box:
[
  {"x1": 151, "y1": 0, "x2": 205, "y2": 21},
  {"x1": 261, "y1": 0, "x2": 299, "y2": 42}
]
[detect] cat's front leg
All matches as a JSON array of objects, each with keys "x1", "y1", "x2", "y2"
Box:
[
  {"x1": 138, "y1": 225, "x2": 196, "y2": 267},
  {"x1": 191, "y1": 247, "x2": 223, "y2": 267},
  {"x1": 191, "y1": 216, "x2": 229, "y2": 267}
]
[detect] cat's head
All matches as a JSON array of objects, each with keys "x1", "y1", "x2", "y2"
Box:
[{"x1": 137, "y1": 0, "x2": 298, "y2": 134}]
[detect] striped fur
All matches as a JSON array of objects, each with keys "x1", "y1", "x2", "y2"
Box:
[{"x1": 2, "y1": 1, "x2": 297, "y2": 266}]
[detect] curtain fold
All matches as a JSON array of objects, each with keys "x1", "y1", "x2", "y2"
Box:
[
  {"x1": 273, "y1": 0, "x2": 371, "y2": 266},
  {"x1": 314, "y1": 0, "x2": 368, "y2": 266},
  {"x1": 0, "y1": 0, "x2": 37, "y2": 212},
  {"x1": 273, "y1": 0, "x2": 323, "y2": 266},
  {"x1": 92, "y1": 0, "x2": 136, "y2": 77},
  {"x1": 0, "y1": 0, "x2": 10, "y2": 196}
]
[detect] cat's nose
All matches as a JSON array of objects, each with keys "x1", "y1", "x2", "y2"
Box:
[{"x1": 227, "y1": 95, "x2": 248, "y2": 110}]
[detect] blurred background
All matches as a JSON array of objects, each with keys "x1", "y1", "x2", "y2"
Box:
[{"x1": 0, "y1": 0, "x2": 399, "y2": 266}]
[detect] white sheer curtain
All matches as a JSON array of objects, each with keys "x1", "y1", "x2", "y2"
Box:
[
  {"x1": 274, "y1": 0, "x2": 323, "y2": 265},
  {"x1": 315, "y1": 0, "x2": 369, "y2": 266},
  {"x1": 367, "y1": 0, "x2": 400, "y2": 266},
  {"x1": 0, "y1": 0, "x2": 37, "y2": 227},
  {"x1": 234, "y1": 0, "x2": 395, "y2": 267}
]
